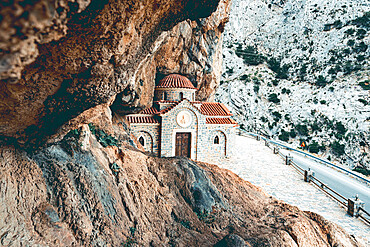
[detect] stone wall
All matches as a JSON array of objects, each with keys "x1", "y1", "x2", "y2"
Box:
[
  {"x1": 154, "y1": 88, "x2": 195, "y2": 101},
  {"x1": 130, "y1": 123, "x2": 161, "y2": 156},
  {"x1": 160, "y1": 101, "x2": 203, "y2": 160}
]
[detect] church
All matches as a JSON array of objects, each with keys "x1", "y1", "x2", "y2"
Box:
[{"x1": 125, "y1": 74, "x2": 237, "y2": 163}]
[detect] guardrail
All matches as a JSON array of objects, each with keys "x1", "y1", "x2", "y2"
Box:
[
  {"x1": 237, "y1": 129, "x2": 370, "y2": 185},
  {"x1": 237, "y1": 129, "x2": 370, "y2": 225}
]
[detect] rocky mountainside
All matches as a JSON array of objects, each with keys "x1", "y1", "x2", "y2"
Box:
[
  {"x1": 217, "y1": 0, "x2": 369, "y2": 169},
  {"x1": 0, "y1": 0, "x2": 366, "y2": 246}
]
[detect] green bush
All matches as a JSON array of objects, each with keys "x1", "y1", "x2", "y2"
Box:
[
  {"x1": 89, "y1": 123, "x2": 119, "y2": 147},
  {"x1": 356, "y1": 28, "x2": 367, "y2": 39},
  {"x1": 335, "y1": 121, "x2": 346, "y2": 135},
  {"x1": 351, "y1": 11, "x2": 370, "y2": 28},
  {"x1": 320, "y1": 100, "x2": 326, "y2": 104},
  {"x1": 235, "y1": 44, "x2": 265, "y2": 65},
  {"x1": 295, "y1": 124, "x2": 309, "y2": 136},
  {"x1": 267, "y1": 58, "x2": 290, "y2": 79},
  {"x1": 308, "y1": 141, "x2": 320, "y2": 153},
  {"x1": 358, "y1": 98, "x2": 368, "y2": 105},
  {"x1": 353, "y1": 167, "x2": 370, "y2": 176},
  {"x1": 331, "y1": 141, "x2": 345, "y2": 156},
  {"x1": 353, "y1": 41, "x2": 368, "y2": 53},
  {"x1": 272, "y1": 111, "x2": 282, "y2": 121},
  {"x1": 344, "y1": 28, "x2": 355, "y2": 36},
  {"x1": 359, "y1": 80, "x2": 370, "y2": 90},
  {"x1": 278, "y1": 130, "x2": 290, "y2": 142},
  {"x1": 268, "y1": 93, "x2": 280, "y2": 104},
  {"x1": 347, "y1": 40, "x2": 355, "y2": 46},
  {"x1": 315, "y1": 75, "x2": 329, "y2": 87},
  {"x1": 289, "y1": 130, "x2": 297, "y2": 138}
]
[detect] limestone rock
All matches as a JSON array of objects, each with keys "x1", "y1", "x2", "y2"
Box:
[
  {"x1": 0, "y1": 0, "x2": 226, "y2": 144},
  {"x1": 0, "y1": 114, "x2": 364, "y2": 246}
]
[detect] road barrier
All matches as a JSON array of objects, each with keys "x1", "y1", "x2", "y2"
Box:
[{"x1": 237, "y1": 129, "x2": 370, "y2": 225}]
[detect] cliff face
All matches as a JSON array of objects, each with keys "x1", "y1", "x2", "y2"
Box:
[
  {"x1": 0, "y1": 111, "x2": 363, "y2": 246},
  {"x1": 0, "y1": 1, "x2": 365, "y2": 246},
  {"x1": 0, "y1": 0, "x2": 227, "y2": 144},
  {"x1": 217, "y1": 0, "x2": 369, "y2": 168}
]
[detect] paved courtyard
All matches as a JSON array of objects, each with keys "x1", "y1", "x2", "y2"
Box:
[{"x1": 219, "y1": 136, "x2": 370, "y2": 245}]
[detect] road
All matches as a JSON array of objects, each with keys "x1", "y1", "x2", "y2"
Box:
[{"x1": 279, "y1": 149, "x2": 370, "y2": 215}]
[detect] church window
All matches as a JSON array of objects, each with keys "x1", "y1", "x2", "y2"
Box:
[
  {"x1": 162, "y1": 92, "x2": 167, "y2": 100},
  {"x1": 214, "y1": 135, "x2": 219, "y2": 144},
  {"x1": 139, "y1": 136, "x2": 145, "y2": 146}
]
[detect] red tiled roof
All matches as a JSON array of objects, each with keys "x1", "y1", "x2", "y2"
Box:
[
  {"x1": 155, "y1": 100, "x2": 178, "y2": 104},
  {"x1": 156, "y1": 74, "x2": 197, "y2": 89},
  {"x1": 126, "y1": 116, "x2": 159, "y2": 124},
  {"x1": 200, "y1": 102, "x2": 232, "y2": 116},
  {"x1": 158, "y1": 101, "x2": 181, "y2": 115},
  {"x1": 139, "y1": 107, "x2": 158, "y2": 115},
  {"x1": 206, "y1": 117, "x2": 238, "y2": 125}
]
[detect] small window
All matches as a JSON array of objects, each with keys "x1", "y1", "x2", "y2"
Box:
[
  {"x1": 162, "y1": 92, "x2": 167, "y2": 100},
  {"x1": 139, "y1": 136, "x2": 145, "y2": 146},
  {"x1": 179, "y1": 92, "x2": 184, "y2": 100},
  {"x1": 214, "y1": 135, "x2": 219, "y2": 144}
]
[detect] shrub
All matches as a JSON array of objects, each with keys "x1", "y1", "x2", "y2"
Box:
[
  {"x1": 311, "y1": 122, "x2": 321, "y2": 132},
  {"x1": 329, "y1": 86, "x2": 334, "y2": 92},
  {"x1": 235, "y1": 44, "x2": 265, "y2": 65},
  {"x1": 335, "y1": 121, "x2": 346, "y2": 135},
  {"x1": 358, "y1": 98, "x2": 368, "y2": 105},
  {"x1": 320, "y1": 100, "x2": 326, "y2": 104},
  {"x1": 331, "y1": 141, "x2": 345, "y2": 156},
  {"x1": 268, "y1": 93, "x2": 280, "y2": 103},
  {"x1": 272, "y1": 79, "x2": 279, "y2": 86},
  {"x1": 272, "y1": 111, "x2": 282, "y2": 121},
  {"x1": 279, "y1": 130, "x2": 290, "y2": 142},
  {"x1": 267, "y1": 58, "x2": 290, "y2": 79},
  {"x1": 347, "y1": 39, "x2": 355, "y2": 46},
  {"x1": 344, "y1": 28, "x2": 355, "y2": 36},
  {"x1": 359, "y1": 80, "x2": 370, "y2": 90},
  {"x1": 260, "y1": 116, "x2": 267, "y2": 122},
  {"x1": 240, "y1": 74, "x2": 250, "y2": 82},
  {"x1": 295, "y1": 124, "x2": 309, "y2": 136},
  {"x1": 253, "y1": 85, "x2": 260, "y2": 93},
  {"x1": 353, "y1": 41, "x2": 368, "y2": 53},
  {"x1": 308, "y1": 141, "x2": 320, "y2": 153},
  {"x1": 289, "y1": 130, "x2": 297, "y2": 138},
  {"x1": 89, "y1": 123, "x2": 119, "y2": 147},
  {"x1": 353, "y1": 167, "x2": 370, "y2": 176},
  {"x1": 352, "y1": 11, "x2": 370, "y2": 28},
  {"x1": 356, "y1": 28, "x2": 367, "y2": 39},
  {"x1": 315, "y1": 75, "x2": 329, "y2": 87}
]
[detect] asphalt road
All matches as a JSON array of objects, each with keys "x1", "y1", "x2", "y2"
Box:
[{"x1": 279, "y1": 149, "x2": 370, "y2": 215}]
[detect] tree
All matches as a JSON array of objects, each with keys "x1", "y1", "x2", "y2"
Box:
[
  {"x1": 331, "y1": 141, "x2": 345, "y2": 156},
  {"x1": 268, "y1": 93, "x2": 280, "y2": 104}
]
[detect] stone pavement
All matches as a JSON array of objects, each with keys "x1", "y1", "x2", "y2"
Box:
[{"x1": 218, "y1": 136, "x2": 370, "y2": 245}]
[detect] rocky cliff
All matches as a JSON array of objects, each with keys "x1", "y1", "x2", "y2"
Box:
[
  {"x1": 0, "y1": 0, "x2": 366, "y2": 246},
  {"x1": 0, "y1": 109, "x2": 364, "y2": 246},
  {"x1": 217, "y1": 0, "x2": 369, "y2": 169}
]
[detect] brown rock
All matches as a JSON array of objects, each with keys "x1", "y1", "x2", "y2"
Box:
[{"x1": 0, "y1": 113, "x2": 365, "y2": 246}]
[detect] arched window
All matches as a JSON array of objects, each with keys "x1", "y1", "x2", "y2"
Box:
[
  {"x1": 162, "y1": 92, "x2": 167, "y2": 100},
  {"x1": 214, "y1": 135, "x2": 219, "y2": 144},
  {"x1": 139, "y1": 136, "x2": 145, "y2": 146},
  {"x1": 179, "y1": 92, "x2": 184, "y2": 100}
]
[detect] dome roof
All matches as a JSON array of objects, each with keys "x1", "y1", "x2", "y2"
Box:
[{"x1": 156, "y1": 74, "x2": 196, "y2": 90}]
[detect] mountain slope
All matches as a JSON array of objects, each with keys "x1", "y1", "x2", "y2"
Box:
[{"x1": 217, "y1": 0, "x2": 370, "y2": 168}]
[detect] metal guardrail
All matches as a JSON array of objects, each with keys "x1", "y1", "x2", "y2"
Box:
[
  {"x1": 238, "y1": 129, "x2": 370, "y2": 185},
  {"x1": 237, "y1": 129, "x2": 370, "y2": 225}
]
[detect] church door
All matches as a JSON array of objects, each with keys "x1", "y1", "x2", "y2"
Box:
[{"x1": 175, "y1": 133, "x2": 191, "y2": 158}]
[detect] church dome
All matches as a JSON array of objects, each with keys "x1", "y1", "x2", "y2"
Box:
[{"x1": 156, "y1": 74, "x2": 196, "y2": 90}]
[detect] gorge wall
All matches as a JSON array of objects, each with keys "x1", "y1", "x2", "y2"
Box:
[
  {"x1": 217, "y1": 0, "x2": 369, "y2": 169},
  {"x1": 0, "y1": 0, "x2": 366, "y2": 246}
]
